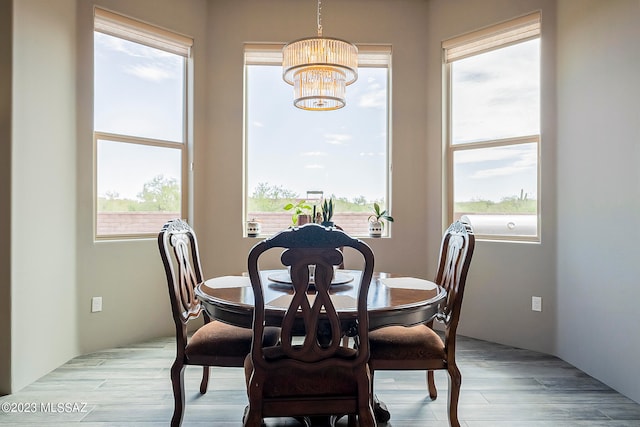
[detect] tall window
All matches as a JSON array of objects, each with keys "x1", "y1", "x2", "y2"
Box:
[
  {"x1": 445, "y1": 12, "x2": 541, "y2": 241},
  {"x1": 93, "y1": 8, "x2": 191, "y2": 239},
  {"x1": 244, "y1": 45, "x2": 392, "y2": 237}
]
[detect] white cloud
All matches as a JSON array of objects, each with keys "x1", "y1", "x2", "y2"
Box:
[
  {"x1": 305, "y1": 164, "x2": 325, "y2": 169},
  {"x1": 302, "y1": 151, "x2": 327, "y2": 157},
  {"x1": 455, "y1": 147, "x2": 519, "y2": 164},
  {"x1": 324, "y1": 133, "x2": 352, "y2": 145},
  {"x1": 99, "y1": 33, "x2": 173, "y2": 60},
  {"x1": 358, "y1": 86, "x2": 386, "y2": 108},
  {"x1": 253, "y1": 121, "x2": 264, "y2": 127},
  {"x1": 466, "y1": 147, "x2": 537, "y2": 179},
  {"x1": 472, "y1": 164, "x2": 529, "y2": 179},
  {"x1": 126, "y1": 65, "x2": 172, "y2": 82}
]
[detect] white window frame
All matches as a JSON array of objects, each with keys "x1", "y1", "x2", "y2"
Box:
[
  {"x1": 93, "y1": 8, "x2": 192, "y2": 240},
  {"x1": 243, "y1": 44, "x2": 393, "y2": 238},
  {"x1": 444, "y1": 12, "x2": 541, "y2": 242}
]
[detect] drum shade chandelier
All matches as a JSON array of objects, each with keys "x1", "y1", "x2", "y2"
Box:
[{"x1": 282, "y1": 0, "x2": 358, "y2": 111}]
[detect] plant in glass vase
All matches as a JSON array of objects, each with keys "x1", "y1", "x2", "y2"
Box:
[{"x1": 368, "y1": 202, "x2": 394, "y2": 237}]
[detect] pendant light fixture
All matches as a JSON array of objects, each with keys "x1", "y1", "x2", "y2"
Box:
[{"x1": 282, "y1": 0, "x2": 358, "y2": 111}]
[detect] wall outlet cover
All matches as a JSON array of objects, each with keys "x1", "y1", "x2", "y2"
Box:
[
  {"x1": 532, "y1": 296, "x2": 542, "y2": 312},
  {"x1": 91, "y1": 296, "x2": 103, "y2": 313}
]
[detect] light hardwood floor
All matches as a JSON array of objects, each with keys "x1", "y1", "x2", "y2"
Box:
[{"x1": 1, "y1": 334, "x2": 639, "y2": 426}]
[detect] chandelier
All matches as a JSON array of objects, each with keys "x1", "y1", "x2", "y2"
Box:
[{"x1": 282, "y1": 0, "x2": 358, "y2": 111}]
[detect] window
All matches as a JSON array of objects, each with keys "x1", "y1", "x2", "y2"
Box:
[
  {"x1": 244, "y1": 45, "x2": 392, "y2": 237},
  {"x1": 93, "y1": 8, "x2": 191, "y2": 239},
  {"x1": 444, "y1": 12, "x2": 541, "y2": 241}
]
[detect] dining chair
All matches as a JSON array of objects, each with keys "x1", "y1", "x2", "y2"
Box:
[
  {"x1": 334, "y1": 224, "x2": 346, "y2": 269},
  {"x1": 368, "y1": 220, "x2": 475, "y2": 427},
  {"x1": 243, "y1": 223, "x2": 377, "y2": 427},
  {"x1": 158, "y1": 219, "x2": 279, "y2": 427}
]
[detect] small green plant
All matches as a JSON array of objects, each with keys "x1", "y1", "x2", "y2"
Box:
[
  {"x1": 284, "y1": 200, "x2": 312, "y2": 225},
  {"x1": 321, "y1": 198, "x2": 334, "y2": 224},
  {"x1": 368, "y1": 202, "x2": 394, "y2": 227}
]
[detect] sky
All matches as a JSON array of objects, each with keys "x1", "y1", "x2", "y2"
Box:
[
  {"x1": 94, "y1": 31, "x2": 540, "y2": 205},
  {"x1": 95, "y1": 32, "x2": 184, "y2": 200},
  {"x1": 451, "y1": 39, "x2": 540, "y2": 202},
  {"x1": 246, "y1": 65, "x2": 388, "y2": 202}
]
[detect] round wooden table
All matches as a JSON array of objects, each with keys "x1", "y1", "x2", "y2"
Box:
[{"x1": 195, "y1": 269, "x2": 446, "y2": 332}]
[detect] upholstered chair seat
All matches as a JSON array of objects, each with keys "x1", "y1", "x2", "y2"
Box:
[
  {"x1": 186, "y1": 322, "x2": 279, "y2": 366},
  {"x1": 244, "y1": 352, "x2": 360, "y2": 398},
  {"x1": 369, "y1": 324, "x2": 445, "y2": 361}
]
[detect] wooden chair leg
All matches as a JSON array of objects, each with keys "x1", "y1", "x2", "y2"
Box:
[
  {"x1": 447, "y1": 363, "x2": 462, "y2": 427},
  {"x1": 170, "y1": 360, "x2": 186, "y2": 427},
  {"x1": 357, "y1": 409, "x2": 376, "y2": 427},
  {"x1": 199, "y1": 366, "x2": 209, "y2": 394},
  {"x1": 427, "y1": 370, "x2": 437, "y2": 400}
]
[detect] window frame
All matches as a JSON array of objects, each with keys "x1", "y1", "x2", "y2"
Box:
[
  {"x1": 93, "y1": 8, "x2": 192, "y2": 240},
  {"x1": 243, "y1": 44, "x2": 393, "y2": 238},
  {"x1": 444, "y1": 12, "x2": 541, "y2": 243}
]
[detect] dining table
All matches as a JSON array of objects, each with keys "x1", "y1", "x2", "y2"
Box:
[{"x1": 194, "y1": 268, "x2": 446, "y2": 423}]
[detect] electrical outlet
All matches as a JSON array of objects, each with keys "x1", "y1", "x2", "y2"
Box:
[
  {"x1": 531, "y1": 296, "x2": 542, "y2": 312},
  {"x1": 91, "y1": 296, "x2": 103, "y2": 313}
]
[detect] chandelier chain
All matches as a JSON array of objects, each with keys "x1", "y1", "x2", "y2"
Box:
[{"x1": 317, "y1": 0, "x2": 323, "y2": 37}]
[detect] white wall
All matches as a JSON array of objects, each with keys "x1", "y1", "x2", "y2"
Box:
[
  {"x1": 556, "y1": 0, "x2": 640, "y2": 403},
  {"x1": 11, "y1": 0, "x2": 79, "y2": 391}
]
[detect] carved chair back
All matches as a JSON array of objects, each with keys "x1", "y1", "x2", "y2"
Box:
[
  {"x1": 434, "y1": 220, "x2": 475, "y2": 342},
  {"x1": 158, "y1": 219, "x2": 208, "y2": 349},
  {"x1": 248, "y1": 224, "x2": 375, "y2": 369}
]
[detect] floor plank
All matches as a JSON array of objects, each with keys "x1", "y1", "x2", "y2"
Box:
[{"x1": 1, "y1": 335, "x2": 638, "y2": 426}]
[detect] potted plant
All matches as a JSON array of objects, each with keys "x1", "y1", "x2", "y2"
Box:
[
  {"x1": 284, "y1": 199, "x2": 312, "y2": 226},
  {"x1": 320, "y1": 198, "x2": 334, "y2": 227},
  {"x1": 368, "y1": 202, "x2": 394, "y2": 237}
]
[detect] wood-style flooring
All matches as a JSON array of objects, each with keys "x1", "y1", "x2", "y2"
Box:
[{"x1": 1, "y1": 334, "x2": 639, "y2": 426}]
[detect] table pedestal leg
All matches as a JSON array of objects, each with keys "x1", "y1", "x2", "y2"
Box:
[{"x1": 373, "y1": 394, "x2": 391, "y2": 422}]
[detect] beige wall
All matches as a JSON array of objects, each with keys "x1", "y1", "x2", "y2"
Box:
[
  {"x1": 0, "y1": 0, "x2": 12, "y2": 396},
  {"x1": 11, "y1": 0, "x2": 78, "y2": 391},
  {"x1": 556, "y1": 0, "x2": 640, "y2": 402}
]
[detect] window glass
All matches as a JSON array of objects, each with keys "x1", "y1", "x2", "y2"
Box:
[
  {"x1": 96, "y1": 139, "x2": 182, "y2": 236},
  {"x1": 446, "y1": 17, "x2": 540, "y2": 241},
  {"x1": 94, "y1": 32, "x2": 184, "y2": 142},
  {"x1": 453, "y1": 143, "x2": 538, "y2": 237},
  {"x1": 451, "y1": 40, "x2": 540, "y2": 144},
  {"x1": 245, "y1": 62, "x2": 390, "y2": 237},
  {"x1": 94, "y1": 12, "x2": 188, "y2": 239}
]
